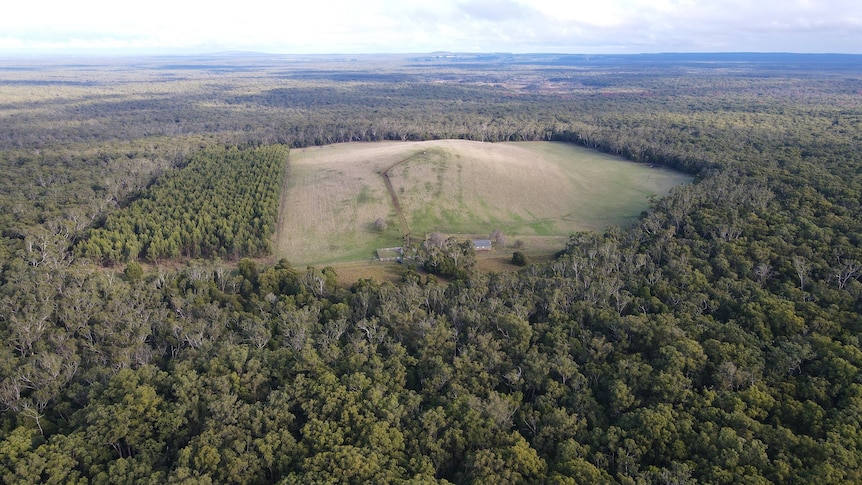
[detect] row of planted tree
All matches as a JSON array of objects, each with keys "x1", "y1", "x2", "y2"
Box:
[{"x1": 74, "y1": 144, "x2": 287, "y2": 264}]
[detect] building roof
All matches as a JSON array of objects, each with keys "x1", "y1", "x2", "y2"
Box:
[{"x1": 472, "y1": 239, "x2": 492, "y2": 249}]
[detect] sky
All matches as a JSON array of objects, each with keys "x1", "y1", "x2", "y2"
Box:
[{"x1": 1, "y1": 0, "x2": 861, "y2": 55}]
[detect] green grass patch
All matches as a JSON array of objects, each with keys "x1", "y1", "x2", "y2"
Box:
[{"x1": 356, "y1": 184, "x2": 376, "y2": 204}]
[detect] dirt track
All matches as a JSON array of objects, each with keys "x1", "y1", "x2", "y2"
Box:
[{"x1": 379, "y1": 155, "x2": 414, "y2": 245}]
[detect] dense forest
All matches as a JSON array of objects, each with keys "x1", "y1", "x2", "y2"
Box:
[{"x1": 0, "y1": 53, "x2": 861, "y2": 483}]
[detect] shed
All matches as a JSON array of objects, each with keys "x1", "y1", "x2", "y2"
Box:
[
  {"x1": 472, "y1": 239, "x2": 493, "y2": 251},
  {"x1": 376, "y1": 247, "x2": 403, "y2": 262}
]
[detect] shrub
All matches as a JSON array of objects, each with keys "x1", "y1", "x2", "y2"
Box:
[
  {"x1": 512, "y1": 251, "x2": 528, "y2": 266},
  {"x1": 124, "y1": 261, "x2": 144, "y2": 281},
  {"x1": 374, "y1": 217, "x2": 388, "y2": 232}
]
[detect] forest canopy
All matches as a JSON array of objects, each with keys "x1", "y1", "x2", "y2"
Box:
[{"x1": 0, "y1": 53, "x2": 861, "y2": 483}]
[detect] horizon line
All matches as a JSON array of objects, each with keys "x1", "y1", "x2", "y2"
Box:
[{"x1": 3, "y1": 50, "x2": 862, "y2": 59}]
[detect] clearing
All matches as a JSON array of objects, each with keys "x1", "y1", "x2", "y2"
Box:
[{"x1": 275, "y1": 140, "x2": 691, "y2": 267}]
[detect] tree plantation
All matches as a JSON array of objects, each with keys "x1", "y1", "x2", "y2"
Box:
[
  {"x1": 75, "y1": 144, "x2": 287, "y2": 263},
  {"x1": 0, "y1": 53, "x2": 861, "y2": 483}
]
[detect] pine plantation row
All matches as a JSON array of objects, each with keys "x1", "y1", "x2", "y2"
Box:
[{"x1": 75, "y1": 144, "x2": 287, "y2": 263}]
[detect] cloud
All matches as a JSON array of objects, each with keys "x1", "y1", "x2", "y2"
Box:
[
  {"x1": 455, "y1": 0, "x2": 538, "y2": 22},
  {"x1": 1, "y1": 0, "x2": 861, "y2": 53}
]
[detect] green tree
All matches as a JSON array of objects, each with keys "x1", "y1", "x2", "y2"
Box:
[
  {"x1": 512, "y1": 251, "x2": 528, "y2": 266},
  {"x1": 124, "y1": 261, "x2": 144, "y2": 282}
]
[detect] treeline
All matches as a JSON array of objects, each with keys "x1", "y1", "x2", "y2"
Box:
[{"x1": 75, "y1": 144, "x2": 287, "y2": 264}]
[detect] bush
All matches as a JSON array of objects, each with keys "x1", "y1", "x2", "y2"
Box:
[
  {"x1": 512, "y1": 251, "x2": 527, "y2": 266},
  {"x1": 124, "y1": 261, "x2": 144, "y2": 281},
  {"x1": 374, "y1": 217, "x2": 388, "y2": 232},
  {"x1": 490, "y1": 229, "x2": 506, "y2": 247}
]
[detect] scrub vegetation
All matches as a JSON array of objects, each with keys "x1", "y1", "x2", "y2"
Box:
[{"x1": 1, "y1": 52, "x2": 862, "y2": 483}]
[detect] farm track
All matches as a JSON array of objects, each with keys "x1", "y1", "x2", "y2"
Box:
[{"x1": 379, "y1": 155, "x2": 414, "y2": 245}]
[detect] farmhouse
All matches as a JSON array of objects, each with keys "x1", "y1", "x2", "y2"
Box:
[{"x1": 472, "y1": 239, "x2": 493, "y2": 251}]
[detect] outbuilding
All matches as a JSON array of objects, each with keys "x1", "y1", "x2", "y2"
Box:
[{"x1": 472, "y1": 239, "x2": 493, "y2": 251}]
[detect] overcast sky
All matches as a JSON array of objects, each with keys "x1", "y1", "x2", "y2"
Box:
[{"x1": 2, "y1": 0, "x2": 860, "y2": 55}]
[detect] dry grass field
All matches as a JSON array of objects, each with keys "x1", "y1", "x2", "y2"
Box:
[{"x1": 276, "y1": 140, "x2": 691, "y2": 266}]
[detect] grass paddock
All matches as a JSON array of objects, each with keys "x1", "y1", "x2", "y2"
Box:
[{"x1": 276, "y1": 140, "x2": 691, "y2": 270}]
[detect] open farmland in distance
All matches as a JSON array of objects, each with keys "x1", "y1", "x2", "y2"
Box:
[{"x1": 276, "y1": 140, "x2": 691, "y2": 266}]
